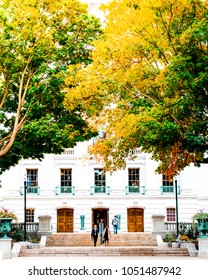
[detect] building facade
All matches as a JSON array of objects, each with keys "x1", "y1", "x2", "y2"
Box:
[
  {"x1": 0, "y1": 1, "x2": 207, "y2": 236},
  {"x1": 0, "y1": 139, "x2": 208, "y2": 234}
]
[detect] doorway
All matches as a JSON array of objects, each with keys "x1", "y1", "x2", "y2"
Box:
[
  {"x1": 57, "y1": 208, "x2": 73, "y2": 232},
  {"x1": 127, "y1": 208, "x2": 144, "y2": 232},
  {"x1": 92, "y1": 208, "x2": 109, "y2": 228}
]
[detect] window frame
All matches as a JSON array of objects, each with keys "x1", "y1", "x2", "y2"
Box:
[
  {"x1": 94, "y1": 168, "x2": 106, "y2": 186},
  {"x1": 167, "y1": 208, "x2": 176, "y2": 222},
  {"x1": 128, "y1": 168, "x2": 140, "y2": 186},
  {"x1": 26, "y1": 208, "x2": 35, "y2": 223},
  {"x1": 60, "y1": 168, "x2": 72, "y2": 187},
  {"x1": 162, "y1": 174, "x2": 173, "y2": 186},
  {"x1": 26, "y1": 169, "x2": 38, "y2": 187}
]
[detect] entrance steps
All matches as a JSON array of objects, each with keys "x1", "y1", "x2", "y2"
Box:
[
  {"x1": 46, "y1": 232, "x2": 157, "y2": 247},
  {"x1": 20, "y1": 233, "x2": 190, "y2": 257},
  {"x1": 20, "y1": 246, "x2": 190, "y2": 257}
]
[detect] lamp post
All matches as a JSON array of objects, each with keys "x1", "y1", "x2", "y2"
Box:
[
  {"x1": 175, "y1": 179, "x2": 179, "y2": 238},
  {"x1": 24, "y1": 175, "x2": 27, "y2": 241}
]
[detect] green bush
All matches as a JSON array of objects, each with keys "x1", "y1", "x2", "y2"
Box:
[
  {"x1": 8, "y1": 227, "x2": 24, "y2": 241},
  {"x1": 163, "y1": 233, "x2": 176, "y2": 242},
  {"x1": 179, "y1": 222, "x2": 199, "y2": 240}
]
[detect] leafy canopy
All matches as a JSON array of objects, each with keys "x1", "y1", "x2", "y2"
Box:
[
  {"x1": 0, "y1": 0, "x2": 102, "y2": 173},
  {"x1": 64, "y1": 0, "x2": 208, "y2": 177}
]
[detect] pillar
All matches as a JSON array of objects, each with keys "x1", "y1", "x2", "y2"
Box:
[
  {"x1": 38, "y1": 215, "x2": 52, "y2": 238},
  {"x1": 0, "y1": 238, "x2": 12, "y2": 259},
  {"x1": 80, "y1": 215, "x2": 85, "y2": 230},
  {"x1": 152, "y1": 214, "x2": 166, "y2": 237}
]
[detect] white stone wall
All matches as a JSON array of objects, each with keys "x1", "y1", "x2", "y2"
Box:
[{"x1": 0, "y1": 140, "x2": 208, "y2": 233}]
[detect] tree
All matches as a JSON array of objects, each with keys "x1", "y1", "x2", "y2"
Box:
[
  {"x1": 64, "y1": 0, "x2": 208, "y2": 177},
  {"x1": 0, "y1": 0, "x2": 102, "y2": 173}
]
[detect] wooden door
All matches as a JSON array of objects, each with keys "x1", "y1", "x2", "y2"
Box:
[
  {"x1": 57, "y1": 208, "x2": 73, "y2": 232},
  {"x1": 127, "y1": 208, "x2": 144, "y2": 232}
]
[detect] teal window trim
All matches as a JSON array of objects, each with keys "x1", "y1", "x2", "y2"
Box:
[
  {"x1": 160, "y1": 186, "x2": 180, "y2": 195},
  {"x1": 176, "y1": 185, "x2": 180, "y2": 195},
  {"x1": 55, "y1": 186, "x2": 75, "y2": 195},
  {"x1": 20, "y1": 186, "x2": 40, "y2": 195},
  {"x1": 125, "y1": 186, "x2": 145, "y2": 195},
  {"x1": 90, "y1": 186, "x2": 110, "y2": 195}
]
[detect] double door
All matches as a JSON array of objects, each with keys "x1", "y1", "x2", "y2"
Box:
[
  {"x1": 128, "y1": 208, "x2": 144, "y2": 232},
  {"x1": 57, "y1": 208, "x2": 73, "y2": 232}
]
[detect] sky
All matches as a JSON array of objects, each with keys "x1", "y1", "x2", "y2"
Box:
[{"x1": 81, "y1": 0, "x2": 109, "y2": 21}]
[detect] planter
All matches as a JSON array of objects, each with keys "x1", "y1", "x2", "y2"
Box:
[
  {"x1": 0, "y1": 218, "x2": 13, "y2": 239},
  {"x1": 196, "y1": 218, "x2": 208, "y2": 237}
]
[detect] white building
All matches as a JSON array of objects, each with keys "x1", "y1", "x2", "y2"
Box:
[
  {"x1": 0, "y1": 138, "x2": 208, "y2": 234},
  {"x1": 0, "y1": 1, "x2": 207, "y2": 237}
]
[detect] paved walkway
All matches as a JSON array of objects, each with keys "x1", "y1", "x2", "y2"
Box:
[{"x1": 1, "y1": 254, "x2": 207, "y2": 261}]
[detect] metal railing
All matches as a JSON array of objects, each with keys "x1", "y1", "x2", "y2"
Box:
[
  {"x1": 125, "y1": 186, "x2": 146, "y2": 195},
  {"x1": 90, "y1": 186, "x2": 110, "y2": 195},
  {"x1": 160, "y1": 186, "x2": 180, "y2": 195},
  {"x1": 55, "y1": 186, "x2": 75, "y2": 195},
  {"x1": 20, "y1": 186, "x2": 40, "y2": 195}
]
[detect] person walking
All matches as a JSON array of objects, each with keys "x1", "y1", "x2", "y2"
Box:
[
  {"x1": 91, "y1": 224, "x2": 99, "y2": 247},
  {"x1": 112, "y1": 215, "x2": 118, "y2": 234},
  {"x1": 103, "y1": 225, "x2": 112, "y2": 246},
  {"x1": 99, "y1": 218, "x2": 104, "y2": 245}
]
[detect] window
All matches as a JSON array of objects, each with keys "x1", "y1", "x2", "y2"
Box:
[
  {"x1": 162, "y1": 175, "x2": 173, "y2": 186},
  {"x1": 167, "y1": 208, "x2": 175, "y2": 222},
  {"x1": 128, "y1": 168, "x2": 140, "y2": 186},
  {"x1": 27, "y1": 169, "x2": 38, "y2": 186},
  {"x1": 91, "y1": 169, "x2": 109, "y2": 195},
  {"x1": 60, "y1": 169, "x2": 72, "y2": 186},
  {"x1": 161, "y1": 175, "x2": 174, "y2": 193},
  {"x1": 94, "y1": 169, "x2": 105, "y2": 186},
  {"x1": 26, "y1": 208, "x2": 34, "y2": 223}
]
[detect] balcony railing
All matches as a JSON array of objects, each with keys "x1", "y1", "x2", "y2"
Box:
[
  {"x1": 90, "y1": 186, "x2": 110, "y2": 195},
  {"x1": 160, "y1": 186, "x2": 180, "y2": 195},
  {"x1": 20, "y1": 186, "x2": 40, "y2": 195},
  {"x1": 125, "y1": 186, "x2": 145, "y2": 195},
  {"x1": 55, "y1": 186, "x2": 75, "y2": 195},
  {"x1": 54, "y1": 148, "x2": 76, "y2": 159},
  {"x1": 12, "y1": 222, "x2": 39, "y2": 232},
  {"x1": 165, "y1": 222, "x2": 194, "y2": 233}
]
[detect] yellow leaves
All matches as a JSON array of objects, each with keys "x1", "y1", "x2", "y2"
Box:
[
  {"x1": 64, "y1": 65, "x2": 102, "y2": 113},
  {"x1": 87, "y1": 112, "x2": 144, "y2": 172},
  {"x1": 63, "y1": 0, "x2": 208, "y2": 175},
  {"x1": 4, "y1": 0, "x2": 88, "y2": 41}
]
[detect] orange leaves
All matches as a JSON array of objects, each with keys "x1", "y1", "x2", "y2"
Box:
[{"x1": 63, "y1": 0, "x2": 208, "y2": 176}]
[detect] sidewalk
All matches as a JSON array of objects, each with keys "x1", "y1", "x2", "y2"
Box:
[{"x1": 1, "y1": 254, "x2": 207, "y2": 261}]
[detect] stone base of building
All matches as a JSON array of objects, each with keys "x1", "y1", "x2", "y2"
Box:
[{"x1": 0, "y1": 238, "x2": 12, "y2": 259}]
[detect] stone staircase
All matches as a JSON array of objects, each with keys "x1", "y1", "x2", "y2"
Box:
[
  {"x1": 20, "y1": 233, "x2": 190, "y2": 257},
  {"x1": 21, "y1": 245, "x2": 190, "y2": 257},
  {"x1": 46, "y1": 232, "x2": 157, "y2": 247}
]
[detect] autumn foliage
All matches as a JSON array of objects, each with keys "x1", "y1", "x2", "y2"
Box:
[{"x1": 64, "y1": 0, "x2": 208, "y2": 177}]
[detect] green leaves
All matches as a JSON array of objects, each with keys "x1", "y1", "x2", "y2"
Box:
[{"x1": 0, "y1": 0, "x2": 102, "y2": 172}]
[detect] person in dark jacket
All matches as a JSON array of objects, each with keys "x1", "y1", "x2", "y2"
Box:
[
  {"x1": 91, "y1": 224, "x2": 99, "y2": 247},
  {"x1": 103, "y1": 225, "x2": 112, "y2": 246}
]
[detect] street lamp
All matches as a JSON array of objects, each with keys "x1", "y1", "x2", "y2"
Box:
[
  {"x1": 175, "y1": 179, "x2": 179, "y2": 238},
  {"x1": 24, "y1": 174, "x2": 27, "y2": 241}
]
